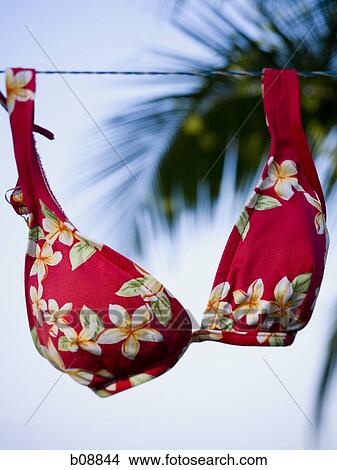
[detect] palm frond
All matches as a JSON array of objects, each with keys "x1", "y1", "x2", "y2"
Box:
[{"x1": 85, "y1": 0, "x2": 337, "y2": 243}]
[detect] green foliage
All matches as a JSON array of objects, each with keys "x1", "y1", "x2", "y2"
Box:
[
  {"x1": 91, "y1": 0, "x2": 337, "y2": 421},
  {"x1": 94, "y1": 0, "x2": 337, "y2": 228}
]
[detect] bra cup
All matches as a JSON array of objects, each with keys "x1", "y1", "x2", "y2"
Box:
[
  {"x1": 198, "y1": 69, "x2": 328, "y2": 346},
  {"x1": 7, "y1": 67, "x2": 193, "y2": 397},
  {"x1": 25, "y1": 202, "x2": 192, "y2": 396},
  {"x1": 198, "y1": 159, "x2": 328, "y2": 346},
  {"x1": 229, "y1": 182, "x2": 326, "y2": 330}
]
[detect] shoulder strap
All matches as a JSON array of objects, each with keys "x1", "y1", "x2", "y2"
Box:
[
  {"x1": 262, "y1": 68, "x2": 325, "y2": 208},
  {"x1": 6, "y1": 68, "x2": 37, "y2": 218},
  {"x1": 6, "y1": 68, "x2": 66, "y2": 224},
  {"x1": 262, "y1": 68, "x2": 305, "y2": 154}
]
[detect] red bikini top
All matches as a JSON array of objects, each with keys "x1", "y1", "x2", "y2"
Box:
[{"x1": 5, "y1": 67, "x2": 328, "y2": 397}]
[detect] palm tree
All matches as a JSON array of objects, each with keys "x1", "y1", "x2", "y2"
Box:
[{"x1": 88, "y1": 0, "x2": 337, "y2": 423}]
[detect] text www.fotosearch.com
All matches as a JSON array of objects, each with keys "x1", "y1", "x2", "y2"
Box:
[{"x1": 70, "y1": 452, "x2": 268, "y2": 467}]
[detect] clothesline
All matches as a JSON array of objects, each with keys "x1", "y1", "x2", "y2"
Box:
[{"x1": 0, "y1": 69, "x2": 337, "y2": 78}]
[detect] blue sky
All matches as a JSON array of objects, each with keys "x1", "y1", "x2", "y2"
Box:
[{"x1": 1, "y1": 0, "x2": 337, "y2": 449}]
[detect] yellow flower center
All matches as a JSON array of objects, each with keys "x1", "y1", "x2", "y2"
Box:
[
  {"x1": 125, "y1": 323, "x2": 140, "y2": 335},
  {"x1": 207, "y1": 298, "x2": 219, "y2": 311},
  {"x1": 71, "y1": 336, "x2": 81, "y2": 346},
  {"x1": 248, "y1": 298, "x2": 259, "y2": 309},
  {"x1": 7, "y1": 83, "x2": 21, "y2": 96},
  {"x1": 49, "y1": 313, "x2": 57, "y2": 323},
  {"x1": 40, "y1": 255, "x2": 51, "y2": 265},
  {"x1": 59, "y1": 221, "x2": 70, "y2": 233}
]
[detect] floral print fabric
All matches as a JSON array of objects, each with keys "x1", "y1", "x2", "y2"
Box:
[
  {"x1": 7, "y1": 68, "x2": 192, "y2": 398},
  {"x1": 199, "y1": 68, "x2": 328, "y2": 346},
  {"x1": 6, "y1": 67, "x2": 329, "y2": 397},
  {"x1": 24, "y1": 197, "x2": 191, "y2": 397}
]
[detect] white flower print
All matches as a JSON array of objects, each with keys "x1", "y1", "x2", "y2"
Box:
[
  {"x1": 59, "y1": 317, "x2": 102, "y2": 357},
  {"x1": 233, "y1": 279, "x2": 270, "y2": 326},
  {"x1": 202, "y1": 282, "x2": 232, "y2": 330},
  {"x1": 30, "y1": 284, "x2": 47, "y2": 326},
  {"x1": 260, "y1": 157, "x2": 303, "y2": 200},
  {"x1": 43, "y1": 217, "x2": 74, "y2": 246},
  {"x1": 304, "y1": 191, "x2": 326, "y2": 235},
  {"x1": 97, "y1": 304, "x2": 163, "y2": 360},
  {"x1": 256, "y1": 332, "x2": 285, "y2": 346},
  {"x1": 44, "y1": 299, "x2": 72, "y2": 337},
  {"x1": 40, "y1": 338, "x2": 94, "y2": 385},
  {"x1": 267, "y1": 276, "x2": 306, "y2": 328},
  {"x1": 6, "y1": 69, "x2": 34, "y2": 114},
  {"x1": 29, "y1": 242, "x2": 62, "y2": 282}
]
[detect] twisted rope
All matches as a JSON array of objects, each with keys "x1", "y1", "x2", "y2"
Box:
[{"x1": 0, "y1": 69, "x2": 336, "y2": 77}]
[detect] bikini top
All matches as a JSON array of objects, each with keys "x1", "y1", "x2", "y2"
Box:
[{"x1": 5, "y1": 67, "x2": 329, "y2": 398}]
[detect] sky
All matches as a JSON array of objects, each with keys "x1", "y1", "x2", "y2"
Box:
[{"x1": 0, "y1": 0, "x2": 337, "y2": 450}]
